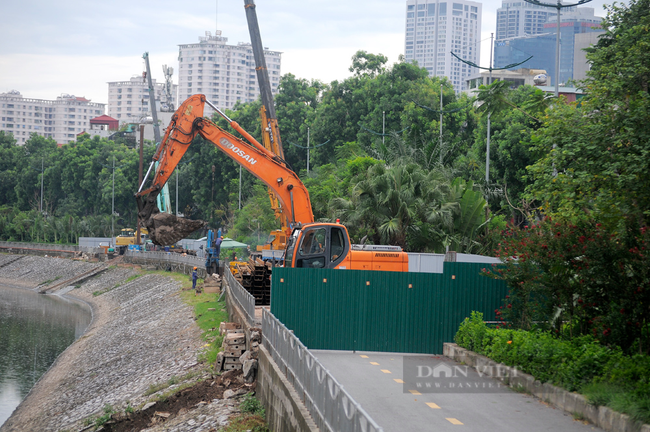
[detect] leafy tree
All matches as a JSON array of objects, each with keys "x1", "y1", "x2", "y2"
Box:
[
  {"x1": 349, "y1": 50, "x2": 388, "y2": 77},
  {"x1": 526, "y1": 0, "x2": 650, "y2": 228}
]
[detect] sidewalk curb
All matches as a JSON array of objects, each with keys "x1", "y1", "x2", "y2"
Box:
[{"x1": 443, "y1": 343, "x2": 650, "y2": 432}]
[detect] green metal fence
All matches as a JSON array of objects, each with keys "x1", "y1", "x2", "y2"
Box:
[{"x1": 271, "y1": 263, "x2": 509, "y2": 354}]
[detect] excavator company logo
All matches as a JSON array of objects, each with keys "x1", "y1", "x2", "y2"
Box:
[
  {"x1": 220, "y1": 138, "x2": 257, "y2": 165},
  {"x1": 375, "y1": 253, "x2": 400, "y2": 258}
]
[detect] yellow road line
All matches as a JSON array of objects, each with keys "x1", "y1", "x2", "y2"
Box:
[
  {"x1": 381, "y1": 369, "x2": 392, "y2": 374},
  {"x1": 446, "y1": 418, "x2": 464, "y2": 425},
  {"x1": 370, "y1": 362, "x2": 380, "y2": 365},
  {"x1": 426, "y1": 402, "x2": 441, "y2": 409},
  {"x1": 394, "y1": 379, "x2": 404, "y2": 383},
  {"x1": 409, "y1": 390, "x2": 421, "y2": 395},
  {"x1": 360, "y1": 355, "x2": 369, "y2": 358}
]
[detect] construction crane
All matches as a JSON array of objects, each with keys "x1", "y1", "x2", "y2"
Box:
[
  {"x1": 243, "y1": 0, "x2": 290, "y2": 253},
  {"x1": 142, "y1": 52, "x2": 171, "y2": 214}
]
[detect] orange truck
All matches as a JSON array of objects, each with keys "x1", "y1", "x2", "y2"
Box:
[{"x1": 135, "y1": 94, "x2": 408, "y2": 272}]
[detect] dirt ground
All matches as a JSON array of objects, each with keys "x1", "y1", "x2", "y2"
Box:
[{"x1": 104, "y1": 370, "x2": 254, "y2": 432}]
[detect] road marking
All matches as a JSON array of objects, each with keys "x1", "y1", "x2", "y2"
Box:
[
  {"x1": 359, "y1": 355, "x2": 369, "y2": 358},
  {"x1": 409, "y1": 390, "x2": 421, "y2": 395},
  {"x1": 381, "y1": 369, "x2": 391, "y2": 374},
  {"x1": 394, "y1": 379, "x2": 404, "y2": 383},
  {"x1": 370, "y1": 362, "x2": 380, "y2": 365},
  {"x1": 446, "y1": 418, "x2": 463, "y2": 425},
  {"x1": 426, "y1": 402, "x2": 441, "y2": 409}
]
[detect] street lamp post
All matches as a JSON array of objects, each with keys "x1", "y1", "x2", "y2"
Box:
[{"x1": 522, "y1": 0, "x2": 594, "y2": 97}]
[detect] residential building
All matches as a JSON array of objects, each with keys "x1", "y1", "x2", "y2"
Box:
[
  {"x1": 0, "y1": 91, "x2": 105, "y2": 145},
  {"x1": 464, "y1": 68, "x2": 548, "y2": 96},
  {"x1": 177, "y1": 30, "x2": 282, "y2": 110},
  {"x1": 494, "y1": 12, "x2": 602, "y2": 86},
  {"x1": 107, "y1": 76, "x2": 178, "y2": 124},
  {"x1": 404, "y1": 0, "x2": 482, "y2": 93}
]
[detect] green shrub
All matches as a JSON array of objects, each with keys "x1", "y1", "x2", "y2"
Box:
[
  {"x1": 454, "y1": 312, "x2": 650, "y2": 424},
  {"x1": 455, "y1": 311, "x2": 488, "y2": 352}
]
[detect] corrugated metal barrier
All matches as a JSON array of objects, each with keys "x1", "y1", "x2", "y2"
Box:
[
  {"x1": 270, "y1": 263, "x2": 508, "y2": 354},
  {"x1": 262, "y1": 308, "x2": 383, "y2": 432}
]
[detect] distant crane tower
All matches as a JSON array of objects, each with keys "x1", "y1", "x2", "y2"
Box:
[
  {"x1": 142, "y1": 52, "x2": 172, "y2": 214},
  {"x1": 161, "y1": 65, "x2": 175, "y2": 112}
]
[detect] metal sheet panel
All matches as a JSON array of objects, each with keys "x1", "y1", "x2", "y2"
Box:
[{"x1": 271, "y1": 262, "x2": 507, "y2": 354}]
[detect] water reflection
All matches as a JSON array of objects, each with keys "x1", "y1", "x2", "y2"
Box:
[{"x1": 0, "y1": 286, "x2": 92, "y2": 427}]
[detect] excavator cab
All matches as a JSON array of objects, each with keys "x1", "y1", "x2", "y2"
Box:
[{"x1": 284, "y1": 223, "x2": 350, "y2": 269}]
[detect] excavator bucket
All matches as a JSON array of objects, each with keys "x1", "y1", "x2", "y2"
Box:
[{"x1": 144, "y1": 212, "x2": 206, "y2": 246}]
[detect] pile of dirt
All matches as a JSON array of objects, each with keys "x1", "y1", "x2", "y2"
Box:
[
  {"x1": 103, "y1": 370, "x2": 253, "y2": 432},
  {"x1": 146, "y1": 213, "x2": 206, "y2": 246}
]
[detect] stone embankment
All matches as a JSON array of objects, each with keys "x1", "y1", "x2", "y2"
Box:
[{"x1": 0, "y1": 254, "x2": 243, "y2": 432}]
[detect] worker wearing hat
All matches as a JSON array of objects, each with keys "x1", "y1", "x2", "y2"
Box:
[{"x1": 192, "y1": 266, "x2": 198, "y2": 295}]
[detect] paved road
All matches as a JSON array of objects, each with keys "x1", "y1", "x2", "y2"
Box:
[{"x1": 312, "y1": 351, "x2": 603, "y2": 432}]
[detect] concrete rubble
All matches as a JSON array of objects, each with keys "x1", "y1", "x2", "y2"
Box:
[
  {"x1": 214, "y1": 323, "x2": 261, "y2": 385},
  {"x1": 0, "y1": 254, "x2": 252, "y2": 432}
]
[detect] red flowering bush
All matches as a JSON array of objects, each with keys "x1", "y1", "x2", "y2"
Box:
[{"x1": 484, "y1": 217, "x2": 650, "y2": 354}]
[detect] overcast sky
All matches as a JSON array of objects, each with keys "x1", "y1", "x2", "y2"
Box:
[{"x1": 0, "y1": 0, "x2": 615, "y2": 105}]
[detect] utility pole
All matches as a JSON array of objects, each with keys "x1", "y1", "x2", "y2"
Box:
[
  {"x1": 486, "y1": 33, "x2": 494, "y2": 184},
  {"x1": 307, "y1": 127, "x2": 310, "y2": 174},
  {"x1": 40, "y1": 157, "x2": 44, "y2": 213},
  {"x1": 382, "y1": 111, "x2": 385, "y2": 146},
  {"x1": 439, "y1": 85, "x2": 443, "y2": 164},
  {"x1": 112, "y1": 156, "x2": 115, "y2": 242}
]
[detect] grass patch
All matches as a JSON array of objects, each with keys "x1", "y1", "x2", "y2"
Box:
[
  {"x1": 581, "y1": 382, "x2": 650, "y2": 425},
  {"x1": 93, "y1": 404, "x2": 115, "y2": 429},
  {"x1": 179, "y1": 288, "x2": 228, "y2": 364},
  {"x1": 224, "y1": 393, "x2": 268, "y2": 432},
  {"x1": 41, "y1": 275, "x2": 62, "y2": 285}
]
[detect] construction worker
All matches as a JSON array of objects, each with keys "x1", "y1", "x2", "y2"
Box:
[
  {"x1": 215, "y1": 236, "x2": 223, "y2": 258},
  {"x1": 192, "y1": 266, "x2": 198, "y2": 295}
]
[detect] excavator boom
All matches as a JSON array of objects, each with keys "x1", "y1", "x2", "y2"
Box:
[{"x1": 135, "y1": 94, "x2": 314, "y2": 245}]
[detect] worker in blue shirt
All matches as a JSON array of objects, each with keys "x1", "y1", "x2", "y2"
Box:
[{"x1": 192, "y1": 266, "x2": 198, "y2": 295}]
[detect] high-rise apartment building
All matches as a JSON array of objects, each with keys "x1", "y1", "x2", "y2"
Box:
[
  {"x1": 404, "y1": 0, "x2": 482, "y2": 93},
  {"x1": 494, "y1": 14, "x2": 602, "y2": 85},
  {"x1": 495, "y1": 0, "x2": 579, "y2": 41},
  {"x1": 177, "y1": 31, "x2": 281, "y2": 110},
  {"x1": 0, "y1": 91, "x2": 105, "y2": 145},
  {"x1": 107, "y1": 76, "x2": 178, "y2": 123}
]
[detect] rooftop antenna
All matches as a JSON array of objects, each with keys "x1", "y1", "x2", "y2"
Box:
[{"x1": 216, "y1": 0, "x2": 218, "y2": 33}]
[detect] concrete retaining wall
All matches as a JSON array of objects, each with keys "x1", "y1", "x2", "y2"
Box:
[
  {"x1": 0, "y1": 241, "x2": 103, "y2": 258},
  {"x1": 257, "y1": 345, "x2": 319, "y2": 432},
  {"x1": 223, "y1": 279, "x2": 317, "y2": 432},
  {"x1": 444, "y1": 343, "x2": 650, "y2": 432}
]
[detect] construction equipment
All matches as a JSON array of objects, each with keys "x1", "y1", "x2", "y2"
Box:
[
  {"x1": 205, "y1": 228, "x2": 221, "y2": 275},
  {"x1": 243, "y1": 0, "x2": 289, "y2": 253},
  {"x1": 135, "y1": 94, "x2": 408, "y2": 272},
  {"x1": 115, "y1": 228, "x2": 149, "y2": 254}
]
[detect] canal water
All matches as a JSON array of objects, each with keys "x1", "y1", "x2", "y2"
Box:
[{"x1": 0, "y1": 285, "x2": 92, "y2": 427}]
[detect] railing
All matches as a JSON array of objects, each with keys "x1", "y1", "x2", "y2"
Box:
[
  {"x1": 0, "y1": 241, "x2": 103, "y2": 255},
  {"x1": 224, "y1": 267, "x2": 257, "y2": 327},
  {"x1": 262, "y1": 308, "x2": 383, "y2": 432},
  {"x1": 123, "y1": 250, "x2": 205, "y2": 277}
]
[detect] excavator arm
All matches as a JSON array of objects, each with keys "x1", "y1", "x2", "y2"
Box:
[{"x1": 135, "y1": 94, "x2": 314, "y2": 245}]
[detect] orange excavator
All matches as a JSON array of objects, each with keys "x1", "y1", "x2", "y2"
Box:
[{"x1": 135, "y1": 94, "x2": 408, "y2": 271}]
